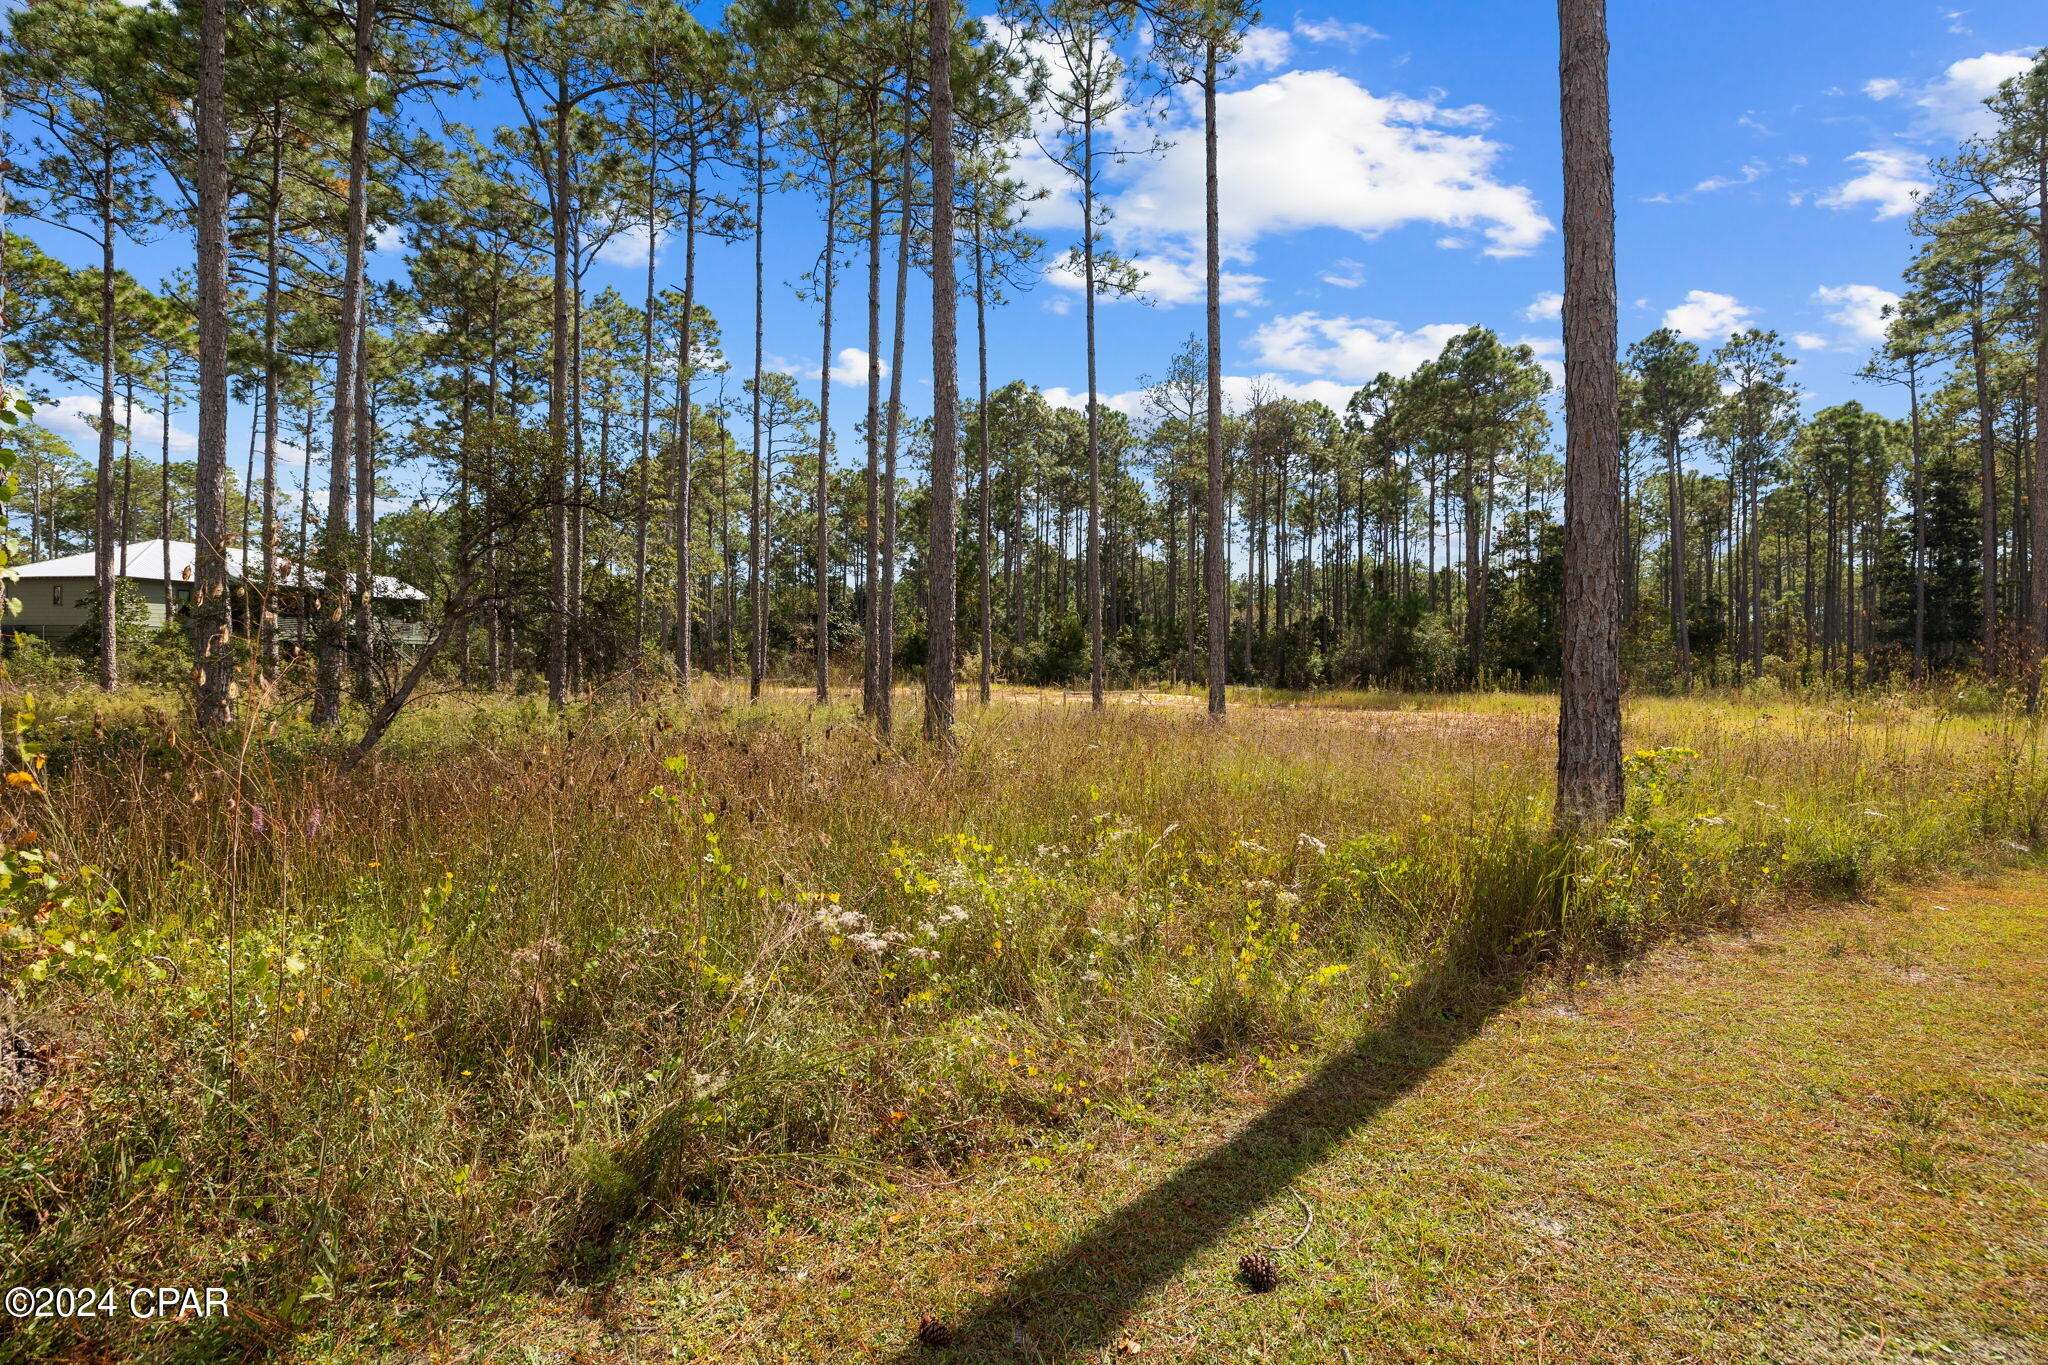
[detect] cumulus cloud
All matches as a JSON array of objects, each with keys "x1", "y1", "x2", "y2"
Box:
[
  {"x1": 1818, "y1": 148, "x2": 1931, "y2": 219},
  {"x1": 1236, "y1": 26, "x2": 1293, "y2": 71},
  {"x1": 1793, "y1": 333, "x2": 1830, "y2": 351},
  {"x1": 1035, "y1": 70, "x2": 1549, "y2": 268},
  {"x1": 370, "y1": 223, "x2": 405, "y2": 254},
  {"x1": 1869, "y1": 49, "x2": 2038, "y2": 139},
  {"x1": 1521, "y1": 291, "x2": 1563, "y2": 322},
  {"x1": 1662, "y1": 290, "x2": 1752, "y2": 344},
  {"x1": 1814, "y1": 283, "x2": 1901, "y2": 343},
  {"x1": 595, "y1": 221, "x2": 669, "y2": 269},
  {"x1": 1247, "y1": 312, "x2": 1469, "y2": 382},
  {"x1": 829, "y1": 347, "x2": 886, "y2": 386}
]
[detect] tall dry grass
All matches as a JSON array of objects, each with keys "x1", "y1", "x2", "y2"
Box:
[{"x1": 1, "y1": 683, "x2": 2040, "y2": 1357}]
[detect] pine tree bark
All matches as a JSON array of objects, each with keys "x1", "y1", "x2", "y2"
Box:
[
  {"x1": 924, "y1": 0, "x2": 959, "y2": 748},
  {"x1": 94, "y1": 168, "x2": 117, "y2": 692},
  {"x1": 316, "y1": 0, "x2": 375, "y2": 725},
  {"x1": 191, "y1": 0, "x2": 234, "y2": 731},
  {"x1": 1203, "y1": 39, "x2": 1227, "y2": 719},
  {"x1": 816, "y1": 151, "x2": 839, "y2": 705},
  {"x1": 1555, "y1": 0, "x2": 1624, "y2": 826}
]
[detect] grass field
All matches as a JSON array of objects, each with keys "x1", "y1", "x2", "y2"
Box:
[
  {"x1": 1, "y1": 683, "x2": 2043, "y2": 1360},
  {"x1": 408, "y1": 868, "x2": 2048, "y2": 1364}
]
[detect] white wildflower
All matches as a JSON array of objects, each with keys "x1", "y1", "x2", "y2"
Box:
[
  {"x1": 1297, "y1": 834, "x2": 1328, "y2": 855},
  {"x1": 1601, "y1": 837, "x2": 1630, "y2": 849},
  {"x1": 1861, "y1": 809, "x2": 1889, "y2": 820},
  {"x1": 1273, "y1": 890, "x2": 1303, "y2": 910}
]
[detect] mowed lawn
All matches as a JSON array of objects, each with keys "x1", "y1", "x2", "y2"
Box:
[{"x1": 403, "y1": 869, "x2": 2048, "y2": 1364}]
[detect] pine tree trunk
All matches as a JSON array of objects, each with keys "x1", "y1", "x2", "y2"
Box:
[
  {"x1": 1971, "y1": 302, "x2": 1997, "y2": 671},
  {"x1": 1665, "y1": 428, "x2": 1690, "y2": 684},
  {"x1": 1083, "y1": 99, "x2": 1104, "y2": 710},
  {"x1": 1203, "y1": 40, "x2": 1227, "y2": 718},
  {"x1": 925, "y1": 0, "x2": 959, "y2": 747},
  {"x1": 816, "y1": 153, "x2": 839, "y2": 705},
  {"x1": 749, "y1": 118, "x2": 767, "y2": 702},
  {"x1": 191, "y1": 0, "x2": 234, "y2": 732},
  {"x1": 1555, "y1": 0, "x2": 1624, "y2": 826},
  {"x1": 676, "y1": 151, "x2": 699, "y2": 687},
  {"x1": 95, "y1": 187, "x2": 118, "y2": 692},
  {"x1": 863, "y1": 115, "x2": 883, "y2": 720},
  {"x1": 2030, "y1": 164, "x2": 2048, "y2": 708},
  {"x1": 261, "y1": 114, "x2": 283, "y2": 678},
  {"x1": 316, "y1": 0, "x2": 375, "y2": 726},
  {"x1": 975, "y1": 215, "x2": 992, "y2": 705},
  {"x1": 879, "y1": 104, "x2": 913, "y2": 737}
]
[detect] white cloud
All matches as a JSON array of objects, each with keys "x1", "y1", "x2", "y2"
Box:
[
  {"x1": 1237, "y1": 26, "x2": 1292, "y2": 71},
  {"x1": 595, "y1": 221, "x2": 668, "y2": 269},
  {"x1": 1793, "y1": 332, "x2": 1830, "y2": 351},
  {"x1": 1292, "y1": 17, "x2": 1386, "y2": 47},
  {"x1": 829, "y1": 347, "x2": 886, "y2": 386},
  {"x1": 370, "y1": 223, "x2": 404, "y2": 254},
  {"x1": 1694, "y1": 159, "x2": 1770, "y2": 193},
  {"x1": 1818, "y1": 148, "x2": 1930, "y2": 219},
  {"x1": 40, "y1": 394, "x2": 196, "y2": 459},
  {"x1": 1661, "y1": 290, "x2": 1753, "y2": 344},
  {"x1": 1078, "y1": 70, "x2": 1550, "y2": 261},
  {"x1": 1045, "y1": 250, "x2": 1265, "y2": 308},
  {"x1": 1320, "y1": 258, "x2": 1367, "y2": 289},
  {"x1": 1856, "y1": 49, "x2": 2036, "y2": 140},
  {"x1": 1046, "y1": 373, "x2": 1361, "y2": 417},
  {"x1": 1247, "y1": 312, "x2": 1469, "y2": 382},
  {"x1": 1814, "y1": 283, "x2": 1901, "y2": 343},
  {"x1": 1522, "y1": 291, "x2": 1563, "y2": 322}
]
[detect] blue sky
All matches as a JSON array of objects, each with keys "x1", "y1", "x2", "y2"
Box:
[{"x1": 11, "y1": 0, "x2": 2046, "y2": 488}]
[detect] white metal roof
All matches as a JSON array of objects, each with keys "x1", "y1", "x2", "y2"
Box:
[{"x1": 13, "y1": 540, "x2": 426, "y2": 601}]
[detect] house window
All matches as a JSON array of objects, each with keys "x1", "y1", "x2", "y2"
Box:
[{"x1": 50, "y1": 584, "x2": 62, "y2": 607}]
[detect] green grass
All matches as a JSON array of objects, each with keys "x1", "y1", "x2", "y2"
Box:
[
  {"x1": 421, "y1": 868, "x2": 2046, "y2": 1363},
  {"x1": 0, "y1": 682, "x2": 2043, "y2": 1360}
]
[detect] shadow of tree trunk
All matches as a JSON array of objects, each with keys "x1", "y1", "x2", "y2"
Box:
[{"x1": 889, "y1": 912, "x2": 1554, "y2": 1363}]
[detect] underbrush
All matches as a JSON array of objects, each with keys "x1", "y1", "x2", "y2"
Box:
[{"x1": 0, "y1": 684, "x2": 2040, "y2": 1358}]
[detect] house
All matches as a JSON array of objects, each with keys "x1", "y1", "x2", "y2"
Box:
[{"x1": 4, "y1": 540, "x2": 428, "y2": 648}]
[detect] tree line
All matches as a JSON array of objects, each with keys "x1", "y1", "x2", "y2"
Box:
[{"x1": 2, "y1": 0, "x2": 2042, "y2": 764}]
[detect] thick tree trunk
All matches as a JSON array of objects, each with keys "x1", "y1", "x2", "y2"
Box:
[
  {"x1": 191, "y1": 0, "x2": 234, "y2": 732},
  {"x1": 1555, "y1": 0, "x2": 1624, "y2": 825},
  {"x1": 925, "y1": 0, "x2": 959, "y2": 748},
  {"x1": 316, "y1": 0, "x2": 375, "y2": 725},
  {"x1": 2030, "y1": 174, "x2": 2048, "y2": 708}
]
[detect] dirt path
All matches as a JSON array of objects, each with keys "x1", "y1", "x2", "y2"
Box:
[{"x1": 394, "y1": 872, "x2": 2047, "y2": 1364}]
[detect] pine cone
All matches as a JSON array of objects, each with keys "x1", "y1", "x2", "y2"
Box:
[
  {"x1": 1237, "y1": 1252, "x2": 1279, "y2": 1293},
  {"x1": 916, "y1": 1314, "x2": 954, "y2": 1348}
]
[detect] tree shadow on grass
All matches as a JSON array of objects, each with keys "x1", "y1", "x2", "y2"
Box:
[{"x1": 886, "y1": 950, "x2": 1536, "y2": 1363}]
